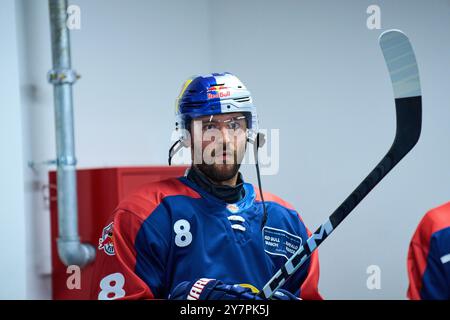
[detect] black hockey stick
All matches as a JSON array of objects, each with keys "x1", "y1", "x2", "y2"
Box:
[{"x1": 259, "y1": 30, "x2": 422, "y2": 299}]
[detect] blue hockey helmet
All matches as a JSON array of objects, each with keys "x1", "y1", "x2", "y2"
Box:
[{"x1": 175, "y1": 72, "x2": 258, "y2": 139}]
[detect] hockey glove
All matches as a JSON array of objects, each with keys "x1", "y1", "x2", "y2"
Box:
[{"x1": 169, "y1": 278, "x2": 299, "y2": 300}]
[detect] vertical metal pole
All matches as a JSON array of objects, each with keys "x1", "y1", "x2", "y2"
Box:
[{"x1": 48, "y1": 0, "x2": 94, "y2": 267}]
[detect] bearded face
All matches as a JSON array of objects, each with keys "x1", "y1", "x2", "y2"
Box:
[{"x1": 190, "y1": 112, "x2": 248, "y2": 182}]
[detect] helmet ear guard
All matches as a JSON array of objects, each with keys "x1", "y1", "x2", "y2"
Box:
[
  {"x1": 246, "y1": 131, "x2": 266, "y2": 149},
  {"x1": 168, "y1": 133, "x2": 191, "y2": 166},
  {"x1": 181, "y1": 137, "x2": 191, "y2": 148}
]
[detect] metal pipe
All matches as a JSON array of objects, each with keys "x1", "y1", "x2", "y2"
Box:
[{"x1": 48, "y1": 0, "x2": 95, "y2": 267}]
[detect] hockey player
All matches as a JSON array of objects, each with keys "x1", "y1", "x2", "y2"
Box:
[
  {"x1": 90, "y1": 72, "x2": 321, "y2": 300},
  {"x1": 407, "y1": 201, "x2": 450, "y2": 300}
]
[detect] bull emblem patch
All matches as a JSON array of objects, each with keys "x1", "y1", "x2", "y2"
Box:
[{"x1": 98, "y1": 222, "x2": 115, "y2": 256}]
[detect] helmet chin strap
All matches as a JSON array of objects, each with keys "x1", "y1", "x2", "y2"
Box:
[{"x1": 168, "y1": 132, "x2": 268, "y2": 230}]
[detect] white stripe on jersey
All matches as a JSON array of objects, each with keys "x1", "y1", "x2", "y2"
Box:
[
  {"x1": 231, "y1": 224, "x2": 246, "y2": 232},
  {"x1": 228, "y1": 215, "x2": 245, "y2": 222},
  {"x1": 440, "y1": 253, "x2": 450, "y2": 264}
]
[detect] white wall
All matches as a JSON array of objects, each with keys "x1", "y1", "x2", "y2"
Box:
[
  {"x1": 4, "y1": 0, "x2": 450, "y2": 299},
  {"x1": 0, "y1": 0, "x2": 28, "y2": 299}
]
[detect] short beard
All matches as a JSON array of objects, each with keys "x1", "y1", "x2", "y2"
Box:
[{"x1": 195, "y1": 162, "x2": 241, "y2": 183}]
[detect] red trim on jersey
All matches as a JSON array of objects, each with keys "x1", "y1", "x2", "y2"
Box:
[
  {"x1": 254, "y1": 187, "x2": 296, "y2": 211},
  {"x1": 407, "y1": 201, "x2": 450, "y2": 300},
  {"x1": 118, "y1": 178, "x2": 202, "y2": 220}
]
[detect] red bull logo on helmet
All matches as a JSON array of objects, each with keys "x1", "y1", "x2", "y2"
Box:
[
  {"x1": 98, "y1": 222, "x2": 115, "y2": 256},
  {"x1": 207, "y1": 86, "x2": 230, "y2": 99}
]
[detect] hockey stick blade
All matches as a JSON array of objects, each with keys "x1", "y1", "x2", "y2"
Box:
[{"x1": 259, "y1": 30, "x2": 422, "y2": 299}]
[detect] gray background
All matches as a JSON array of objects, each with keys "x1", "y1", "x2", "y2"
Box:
[{"x1": 1, "y1": 0, "x2": 449, "y2": 299}]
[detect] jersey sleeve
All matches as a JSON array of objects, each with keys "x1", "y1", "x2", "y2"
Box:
[
  {"x1": 407, "y1": 238, "x2": 428, "y2": 300},
  {"x1": 89, "y1": 207, "x2": 170, "y2": 300}
]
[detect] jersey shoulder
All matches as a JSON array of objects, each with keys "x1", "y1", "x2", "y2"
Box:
[
  {"x1": 413, "y1": 201, "x2": 450, "y2": 245},
  {"x1": 116, "y1": 177, "x2": 201, "y2": 221},
  {"x1": 253, "y1": 186, "x2": 306, "y2": 222},
  {"x1": 253, "y1": 186, "x2": 295, "y2": 209},
  {"x1": 419, "y1": 202, "x2": 450, "y2": 234}
]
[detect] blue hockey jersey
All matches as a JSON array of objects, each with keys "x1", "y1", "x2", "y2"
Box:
[{"x1": 90, "y1": 176, "x2": 321, "y2": 300}]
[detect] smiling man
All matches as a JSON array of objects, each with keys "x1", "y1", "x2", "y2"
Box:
[{"x1": 90, "y1": 72, "x2": 321, "y2": 300}]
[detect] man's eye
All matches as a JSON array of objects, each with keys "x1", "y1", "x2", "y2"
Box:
[
  {"x1": 203, "y1": 124, "x2": 216, "y2": 130},
  {"x1": 229, "y1": 122, "x2": 241, "y2": 130}
]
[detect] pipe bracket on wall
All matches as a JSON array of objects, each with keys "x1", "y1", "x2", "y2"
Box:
[
  {"x1": 47, "y1": 69, "x2": 80, "y2": 85},
  {"x1": 28, "y1": 159, "x2": 57, "y2": 170}
]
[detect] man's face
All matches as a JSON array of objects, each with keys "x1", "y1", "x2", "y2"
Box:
[{"x1": 190, "y1": 112, "x2": 248, "y2": 182}]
